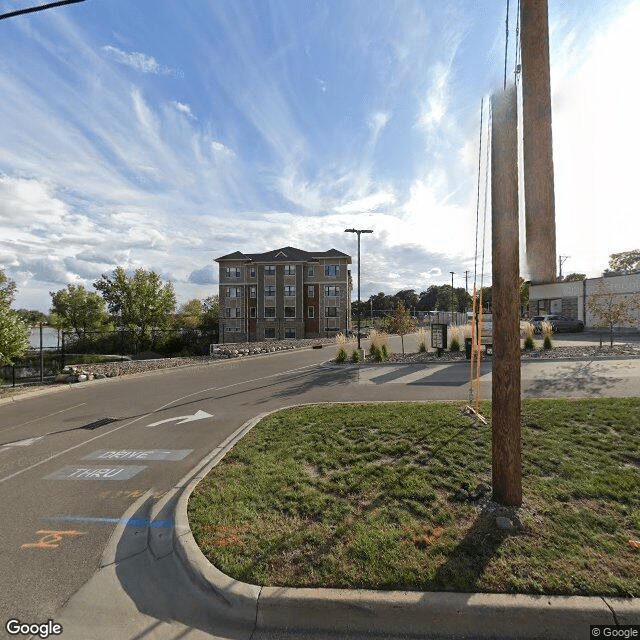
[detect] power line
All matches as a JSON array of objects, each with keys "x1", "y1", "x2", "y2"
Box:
[{"x1": 0, "y1": 0, "x2": 86, "y2": 21}]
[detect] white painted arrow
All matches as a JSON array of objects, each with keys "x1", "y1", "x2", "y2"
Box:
[{"x1": 146, "y1": 410, "x2": 213, "y2": 427}]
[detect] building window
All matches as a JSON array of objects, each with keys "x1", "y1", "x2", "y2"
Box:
[
  {"x1": 265, "y1": 306, "x2": 276, "y2": 318},
  {"x1": 325, "y1": 265, "x2": 339, "y2": 276},
  {"x1": 227, "y1": 286, "x2": 242, "y2": 298},
  {"x1": 325, "y1": 307, "x2": 338, "y2": 317},
  {"x1": 225, "y1": 267, "x2": 240, "y2": 278},
  {"x1": 308, "y1": 265, "x2": 315, "y2": 276},
  {"x1": 250, "y1": 307, "x2": 257, "y2": 318},
  {"x1": 284, "y1": 306, "x2": 295, "y2": 318},
  {"x1": 225, "y1": 307, "x2": 241, "y2": 318},
  {"x1": 284, "y1": 328, "x2": 296, "y2": 339},
  {"x1": 265, "y1": 285, "x2": 276, "y2": 297},
  {"x1": 284, "y1": 265, "x2": 296, "y2": 275},
  {"x1": 308, "y1": 307, "x2": 315, "y2": 318},
  {"x1": 249, "y1": 286, "x2": 256, "y2": 298},
  {"x1": 265, "y1": 265, "x2": 276, "y2": 275},
  {"x1": 284, "y1": 285, "x2": 295, "y2": 296},
  {"x1": 265, "y1": 327, "x2": 276, "y2": 339},
  {"x1": 325, "y1": 286, "x2": 339, "y2": 297},
  {"x1": 249, "y1": 266, "x2": 256, "y2": 277}
]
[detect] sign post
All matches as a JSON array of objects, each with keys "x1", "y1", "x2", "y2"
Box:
[{"x1": 430, "y1": 323, "x2": 448, "y2": 358}]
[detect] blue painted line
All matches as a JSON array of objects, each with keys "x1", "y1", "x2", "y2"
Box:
[{"x1": 44, "y1": 515, "x2": 173, "y2": 528}]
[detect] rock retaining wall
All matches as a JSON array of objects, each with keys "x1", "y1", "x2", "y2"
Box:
[{"x1": 56, "y1": 338, "x2": 334, "y2": 382}]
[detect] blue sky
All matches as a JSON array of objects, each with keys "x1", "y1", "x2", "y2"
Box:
[{"x1": 0, "y1": 0, "x2": 638, "y2": 312}]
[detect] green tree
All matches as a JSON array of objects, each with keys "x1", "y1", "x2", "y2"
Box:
[
  {"x1": 177, "y1": 298, "x2": 203, "y2": 328},
  {"x1": 16, "y1": 309, "x2": 49, "y2": 325},
  {"x1": 0, "y1": 269, "x2": 17, "y2": 307},
  {"x1": 587, "y1": 281, "x2": 640, "y2": 346},
  {"x1": 200, "y1": 295, "x2": 219, "y2": 329},
  {"x1": 562, "y1": 273, "x2": 586, "y2": 282},
  {"x1": 50, "y1": 284, "x2": 110, "y2": 337},
  {"x1": 607, "y1": 250, "x2": 640, "y2": 273},
  {"x1": 386, "y1": 300, "x2": 416, "y2": 354},
  {"x1": 94, "y1": 267, "x2": 176, "y2": 344},
  {"x1": 0, "y1": 306, "x2": 30, "y2": 365},
  {"x1": 0, "y1": 270, "x2": 30, "y2": 365}
]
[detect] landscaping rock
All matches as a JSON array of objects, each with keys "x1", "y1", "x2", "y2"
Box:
[{"x1": 496, "y1": 516, "x2": 515, "y2": 531}]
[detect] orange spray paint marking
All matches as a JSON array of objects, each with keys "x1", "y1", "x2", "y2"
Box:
[{"x1": 21, "y1": 529, "x2": 86, "y2": 549}]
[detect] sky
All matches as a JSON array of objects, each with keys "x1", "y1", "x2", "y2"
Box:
[{"x1": 0, "y1": 0, "x2": 638, "y2": 312}]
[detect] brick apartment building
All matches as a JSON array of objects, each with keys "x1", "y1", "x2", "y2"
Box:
[{"x1": 216, "y1": 246, "x2": 352, "y2": 342}]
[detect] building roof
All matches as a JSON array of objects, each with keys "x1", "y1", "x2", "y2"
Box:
[{"x1": 216, "y1": 246, "x2": 351, "y2": 263}]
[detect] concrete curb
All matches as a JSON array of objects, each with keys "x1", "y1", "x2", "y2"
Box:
[{"x1": 170, "y1": 404, "x2": 640, "y2": 639}]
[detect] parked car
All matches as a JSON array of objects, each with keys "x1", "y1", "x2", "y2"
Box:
[{"x1": 531, "y1": 315, "x2": 584, "y2": 333}]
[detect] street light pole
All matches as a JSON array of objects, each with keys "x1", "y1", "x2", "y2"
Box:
[
  {"x1": 344, "y1": 228, "x2": 373, "y2": 351},
  {"x1": 450, "y1": 271, "x2": 455, "y2": 323}
]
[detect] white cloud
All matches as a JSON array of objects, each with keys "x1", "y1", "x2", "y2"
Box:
[
  {"x1": 102, "y1": 45, "x2": 182, "y2": 78},
  {"x1": 211, "y1": 141, "x2": 235, "y2": 157},
  {"x1": 551, "y1": 0, "x2": 640, "y2": 277},
  {"x1": 171, "y1": 101, "x2": 195, "y2": 118}
]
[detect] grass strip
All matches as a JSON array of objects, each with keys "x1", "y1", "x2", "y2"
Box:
[{"x1": 188, "y1": 399, "x2": 640, "y2": 596}]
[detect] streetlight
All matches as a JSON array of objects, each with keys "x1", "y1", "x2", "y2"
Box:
[
  {"x1": 450, "y1": 271, "x2": 455, "y2": 323},
  {"x1": 344, "y1": 228, "x2": 373, "y2": 351}
]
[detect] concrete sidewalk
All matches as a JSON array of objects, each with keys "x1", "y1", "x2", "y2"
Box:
[{"x1": 55, "y1": 407, "x2": 640, "y2": 639}]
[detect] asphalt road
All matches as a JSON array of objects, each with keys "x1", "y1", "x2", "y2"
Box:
[{"x1": 1, "y1": 342, "x2": 638, "y2": 638}]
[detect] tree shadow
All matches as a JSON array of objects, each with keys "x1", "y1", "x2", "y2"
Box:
[{"x1": 524, "y1": 360, "x2": 623, "y2": 397}]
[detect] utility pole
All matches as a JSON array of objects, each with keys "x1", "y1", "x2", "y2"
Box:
[
  {"x1": 450, "y1": 271, "x2": 455, "y2": 322},
  {"x1": 558, "y1": 255, "x2": 570, "y2": 280},
  {"x1": 520, "y1": 0, "x2": 557, "y2": 285},
  {"x1": 491, "y1": 86, "x2": 522, "y2": 507}
]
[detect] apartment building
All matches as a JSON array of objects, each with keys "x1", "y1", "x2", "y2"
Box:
[{"x1": 216, "y1": 246, "x2": 352, "y2": 342}]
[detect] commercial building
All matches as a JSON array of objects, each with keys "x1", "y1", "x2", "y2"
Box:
[
  {"x1": 529, "y1": 272, "x2": 640, "y2": 331},
  {"x1": 216, "y1": 246, "x2": 352, "y2": 342}
]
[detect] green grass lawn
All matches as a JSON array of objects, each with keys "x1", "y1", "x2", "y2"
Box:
[{"x1": 188, "y1": 399, "x2": 640, "y2": 596}]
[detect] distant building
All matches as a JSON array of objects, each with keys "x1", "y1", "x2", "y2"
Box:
[
  {"x1": 529, "y1": 272, "x2": 640, "y2": 330},
  {"x1": 215, "y1": 246, "x2": 352, "y2": 342}
]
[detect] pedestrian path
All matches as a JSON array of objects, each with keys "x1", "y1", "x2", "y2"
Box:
[{"x1": 357, "y1": 362, "x2": 493, "y2": 386}]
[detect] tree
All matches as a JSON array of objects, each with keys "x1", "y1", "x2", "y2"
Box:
[
  {"x1": 393, "y1": 289, "x2": 419, "y2": 311},
  {"x1": 607, "y1": 250, "x2": 640, "y2": 273},
  {"x1": 587, "y1": 281, "x2": 640, "y2": 346},
  {"x1": 94, "y1": 267, "x2": 176, "y2": 345},
  {"x1": 176, "y1": 299, "x2": 203, "y2": 328},
  {"x1": 0, "y1": 269, "x2": 17, "y2": 307},
  {"x1": 386, "y1": 300, "x2": 416, "y2": 354},
  {"x1": 0, "y1": 307, "x2": 30, "y2": 365},
  {"x1": 0, "y1": 270, "x2": 30, "y2": 365},
  {"x1": 50, "y1": 284, "x2": 110, "y2": 337},
  {"x1": 16, "y1": 309, "x2": 48, "y2": 325},
  {"x1": 562, "y1": 273, "x2": 586, "y2": 282},
  {"x1": 201, "y1": 295, "x2": 220, "y2": 329}
]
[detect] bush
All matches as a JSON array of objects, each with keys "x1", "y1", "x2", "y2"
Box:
[
  {"x1": 523, "y1": 335, "x2": 535, "y2": 350},
  {"x1": 380, "y1": 344, "x2": 389, "y2": 360},
  {"x1": 336, "y1": 347, "x2": 348, "y2": 362},
  {"x1": 351, "y1": 349, "x2": 361, "y2": 363},
  {"x1": 543, "y1": 334, "x2": 553, "y2": 350},
  {"x1": 418, "y1": 342, "x2": 427, "y2": 353},
  {"x1": 449, "y1": 337, "x2": 460, "y2": 352}
]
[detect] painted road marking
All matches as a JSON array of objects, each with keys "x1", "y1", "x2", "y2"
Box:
[
  {"x1": 0, "y1": 436, "x2": 44, "y2": 454},
  {"x1": 44, "y1": 466, "x2": 146, "y2": 480},
  {"x1": 82, "y1": 448, "x2": 192, "y2": 461},
  {"x1": 44, "y1": 515, "x2": 172, "y2": 528},
  {"x1": 147, "y1": 409, "x2": 213, "y2": 427},
  {"x1": 21, "y1": 530, "x2": 86, "y2": 549}
]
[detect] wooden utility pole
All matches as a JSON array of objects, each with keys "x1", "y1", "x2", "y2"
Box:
[
  {"x1": 520, "y1": 0, "x2": 557, "y2": 284},
  {"x1": 491, "y1": 86, "x2": 522, "y2": 507}
]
